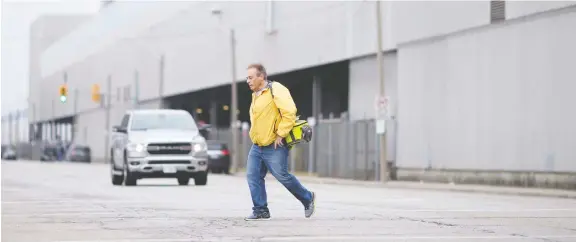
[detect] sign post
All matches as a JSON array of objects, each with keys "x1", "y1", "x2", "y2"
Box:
[
  {"x1": 375, "y1": 94, "x2": 389, "y2": 182},
  {"x1": 375, "y1": 95, "x2": 389, "y2": 134}
]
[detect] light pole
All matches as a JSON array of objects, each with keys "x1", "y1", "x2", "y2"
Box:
[
  {"x1": 375, "y1": 0, "x2": 388, "y2": 182},
  {"x1": 230, "y1": 28, "x2": 239, "y2": 174},
  {"x1": 211, "y1": 8, "x2": 239, "y2": 174}
]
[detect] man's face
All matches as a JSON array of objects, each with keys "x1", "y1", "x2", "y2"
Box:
[{"x1": 246, "y1": 68, "x2": 264, "y2": 92}]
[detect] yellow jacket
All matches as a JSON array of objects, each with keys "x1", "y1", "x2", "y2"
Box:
[{"x1": 249, "y1": 82, "x2": 297, "y2": 146}]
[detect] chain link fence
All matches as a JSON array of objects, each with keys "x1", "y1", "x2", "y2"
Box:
[{"x1": 210, "y1": 115, "x2": 386, "y2": 181}]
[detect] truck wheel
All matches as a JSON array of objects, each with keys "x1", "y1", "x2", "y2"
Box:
[
  {"x1": 111, "y1": 171, "x2": 124, "y2": 186},
  {"x1": 194, "y1": 171, "x2": 208, "y2": 186},
  {"x1": 177, "y1": 177, "x2": 190, "y2": 185},
  {"x1": 123, "y1": 162, "x2": 137, "y2": 186},
  {"x1": 111, "y1": 151, "x2": 123, "y2": 186}
]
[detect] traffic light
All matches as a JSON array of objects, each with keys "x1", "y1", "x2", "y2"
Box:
[
  {"x1": 91, "y1": 84, "x2": 101, "y2": 103},
  {"x1": 59, "y1": 84, "x2": 68, "y2": 103}
]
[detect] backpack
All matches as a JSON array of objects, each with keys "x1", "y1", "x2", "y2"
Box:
[{"x1": 268, "y1": 81, "x2": 313, "y2": 146}]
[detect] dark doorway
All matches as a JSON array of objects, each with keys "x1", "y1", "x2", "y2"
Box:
[{"x1": 164, "y1": 60, "x2": 350, "y2": 128}]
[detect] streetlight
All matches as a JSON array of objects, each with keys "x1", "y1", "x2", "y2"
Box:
[{"x1": 211, "y1": 8, "x2": 239, "y2": 174}]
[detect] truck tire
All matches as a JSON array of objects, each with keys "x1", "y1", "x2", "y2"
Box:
[
  {"x1": 123, "y1": 155, "x2": 137, "y2": 186},
  {"x1": 177, "y1": 177, "x2": 190, "y2": 185},
  {"x1": 194, "y1": 171, "x2": 208, "y2": 186},
  {"x1": 111, "y1": 151, "x2": 123, "y2": 186},
  {"x1": 124, "y1": 164, "x2": 137, "y2": 186},
  {"x1": 111, "y1": 171, "x2": 123, "y2": 186}
]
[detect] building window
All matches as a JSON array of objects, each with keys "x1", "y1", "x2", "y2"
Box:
[{"x1": 490, "y1": 0, "x2": 506, "y2": 23}]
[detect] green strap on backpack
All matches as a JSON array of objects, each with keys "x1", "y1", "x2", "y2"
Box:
[{"x1": 268, "y1": 81, "x2": 313, "y2": 146}]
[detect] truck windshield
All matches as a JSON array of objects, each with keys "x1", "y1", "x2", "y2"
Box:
[{"x1": 130, "y1": 113, "x2": 198, "y2": 131}]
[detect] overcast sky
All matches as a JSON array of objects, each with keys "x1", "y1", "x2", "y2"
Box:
[{"x1": 1, "y1": 0, "x2": 100, "y2": 117}]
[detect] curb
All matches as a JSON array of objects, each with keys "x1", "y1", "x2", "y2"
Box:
[
  {"x1": 233, "y1": 172, "x2": 576, "y2": 199},
  {"x1": 16, "y1": 160, "x2": 576, "y2": 199}
]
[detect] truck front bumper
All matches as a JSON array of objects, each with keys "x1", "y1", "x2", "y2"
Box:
[{"x1": 126, "y1": 155, "x2": 208, "y2": 176}]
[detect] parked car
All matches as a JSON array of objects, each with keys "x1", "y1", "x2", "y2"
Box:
[
  {"x1": 2, "y1": 145, "x2": 17, "y2": 160},
  {"x1": 65, "y1": 144, "x2": 92, "y2": 163},
  {"x1": 110, "y1": 109, "x2": 209, "y2": 186},
  {"x1": 207, "y1": 140, "x2": 230, "y2": 174},
  {"x1": 40, "y1": 143, "x2": 61, "y2": 161}
]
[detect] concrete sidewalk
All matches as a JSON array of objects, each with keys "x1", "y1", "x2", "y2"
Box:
[{"x1": 233, "y1": 171, "x2": 576, "y2": 199}]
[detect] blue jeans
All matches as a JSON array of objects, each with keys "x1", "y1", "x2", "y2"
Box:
[{"x1": 246, "y1": 143, "x2": 313, "y2": 214}]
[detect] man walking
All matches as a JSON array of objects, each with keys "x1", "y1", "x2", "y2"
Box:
[{"x1": 244, "y1": 63, "x2": 316, "y2": 221}]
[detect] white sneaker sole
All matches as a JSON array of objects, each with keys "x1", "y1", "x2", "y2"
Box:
[
  {"x1": 306, "y1": 192, "x2": 316, "y2": 218},
  {"x1": 244, "y1": 217, "x2": 271, "y2": 221}
]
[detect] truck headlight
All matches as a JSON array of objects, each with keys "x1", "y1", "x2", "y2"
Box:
[
  {"x1": 193, "y1": 143, "x2": 206, "y2": 152},
  {"x1": 127, "y1": 143, "x2": 145, "y2": 153}
]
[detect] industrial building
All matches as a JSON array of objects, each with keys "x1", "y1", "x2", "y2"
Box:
[{"x1": 29, "y1": 1, "x2": 576, "y2": 182}]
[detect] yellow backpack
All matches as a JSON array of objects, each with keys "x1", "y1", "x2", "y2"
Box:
[{"x1": 268, "y1": 81, "x2": 313, "y2": 146}]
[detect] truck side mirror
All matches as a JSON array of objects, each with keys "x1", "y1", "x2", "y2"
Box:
[{"x1": 113, "y1": 126, "x2": 127, "y2": 133}]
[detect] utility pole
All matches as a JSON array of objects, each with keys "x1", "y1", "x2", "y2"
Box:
[
  {"x1": 31, "y1": 103, "x2": 36, "y2": 142},
  {"x1": 230, "y1": 28, "x2": 239, "y2": 174},
  {"x1": 209, "y1": 10, "x2": 238, "y2": 173},
  {"x1": 104, "y1": 75, "x2": 112, "y2": 163},
  {"x1": 51, "y1": 99, "x2": 55, "y2": 140},
  {"x1": 134, "y1": 69, "x2": 140, "y2": 109},
  {"x1": 73, "y1": 88, "x2": 79, "y2": 142},
  {"x1": 158, "y1": 55, "x2": 165, "y2": 107},
  {"x1": 375, "y1": 0, "x2": 388, "y2": 182},
  {"x1": 8, "y1": 113, "x2": 13, "y2": 144},
  {"x1": 15, "y1": 110, "x2": 20, "y2": 144}
]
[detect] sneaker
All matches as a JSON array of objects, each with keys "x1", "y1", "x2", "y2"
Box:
[
  {"x1": 305, "y1": 191, "x2": 316, "y2": 218},
  {"x1": 244, "y1": 211, "x2": 271, "y2": 221}
]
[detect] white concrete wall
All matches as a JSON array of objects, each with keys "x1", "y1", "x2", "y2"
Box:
[
  {"x1": 506, "y1": 1, "x2": 576, "y2": 19},
  {"x1": 348, "y1": 53, "x2": 398, "y2": 121},
  {"x1": 34, "y1": 1, "x2": 502, "y2": 160},
  {"x1": 28, "y1": 15, "x2": 93, "y2": 123},
  {"x1": 40, "y1": 1, "x2": 197, "y2": 79},
  {"x1": 74, "y1": 109, "x2": 106, "y2": 158},
  {"x1": 396, "y1": 9, "x2": 576, "y2": 172},
  {"x1": 35, "y1": 1, "x2": 493, "y2": 122},
  {"x1": 348, "y1": 52, "x2": 399, "y2": 162},
  {"x1": 391, "y1": 1, "x2": 489, "y2": 44}
]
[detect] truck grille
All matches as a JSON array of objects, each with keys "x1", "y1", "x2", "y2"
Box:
[
  {"x1": 147, "y1": 143, "x2": 192, "y2": 155},
  {"x1": 148, "y1": 160, "x2": 191, "y2": 164}
]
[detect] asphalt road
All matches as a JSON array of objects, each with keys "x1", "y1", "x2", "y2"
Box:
[{"x1": 2, "y1": 160, "x2": 576, "y2": 242}]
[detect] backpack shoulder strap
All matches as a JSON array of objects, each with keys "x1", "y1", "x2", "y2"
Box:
[
  {"x1": 268, "y1": 81, "x2": 282, "y2": 116},
  {"x1": 267, "y1": 81, "x2": 275, "y2": 98}
]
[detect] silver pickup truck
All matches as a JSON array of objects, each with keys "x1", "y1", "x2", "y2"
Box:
[{"x1": 110, "y1": 109, "x2": 209, "y2": 186}]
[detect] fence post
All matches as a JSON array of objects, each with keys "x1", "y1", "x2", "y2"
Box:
[
  {"x1": 328, "y1": 113, "x2": 334, "y2": 177},
  {"x1": 307, "y1": 116, "x2": 315, "y2": 176},
  {"x1": 346, "y1": 116, "x2": 353, "y2": 179},
  {"x1": 365, "y1": 119, "x2": 370, "y2": 180},
  {"x1": 241, "y1": 123, "x2": 250, "y2": 170},
  {"x1": 316, "y1": 113, "x2": 324, "y2": 175},
  {"x1": 352, "y1": 119, "x2": 357, "y2": 180},
  {"x1": 375, "y1": 121, "x2": 380, "y2": 181}
]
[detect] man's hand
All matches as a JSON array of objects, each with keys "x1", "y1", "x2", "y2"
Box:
[{"x1": 273, "y1": 135, "x2": 284, "y2": 149}]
